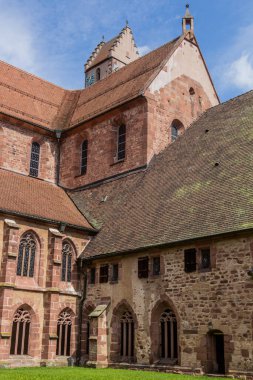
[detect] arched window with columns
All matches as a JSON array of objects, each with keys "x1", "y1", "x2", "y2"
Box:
[
  {"x1": 120, "y1": 311, "x2": 134, "y2": 360},
  {"x1": 56, "y1": 310, "x2": 72, "y2": 356},
  {"x1": 61, "y1": 240, "x2": 73, "y2": 282},
  {"x1": 16, "y1": 232, "x2": 36, "y2": 277},
  {"x1": 10, "y1": 308, "x2": 31, "y2": 355},
  {"x1": 160, "y1": 308, "x2": 178, "y2": 362}
]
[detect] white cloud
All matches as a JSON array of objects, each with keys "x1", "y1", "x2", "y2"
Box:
[
  {"x1": 0, "y1": 3, "x2": 37, "y2": 72},
  {"x1": 138, "y1": 45, "x2": 151, "y2": 56},
  {"x1": 224, "y1": 54, "x2": 253, "y2": 91}
]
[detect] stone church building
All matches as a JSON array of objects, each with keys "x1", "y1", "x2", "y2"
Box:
[{"x1": 0, "y1": 5, "x2": 252, "y2": 377}]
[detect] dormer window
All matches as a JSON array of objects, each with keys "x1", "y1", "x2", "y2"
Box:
[{"x1": 96, "y1": 68, "x2": 101, "y2": 81}]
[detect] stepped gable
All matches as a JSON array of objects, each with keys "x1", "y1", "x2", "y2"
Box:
[
  {"x1": 85, "y1": 25, "x2": 138, "y2": 70},
  {"x1": 0, "y1": 168, "x2": 94, "y2": 230},
  {"x1": 0, "y1": 36, "x2": 181, "y2": 131},
  {"x1": 69, "y1": 36, "x2": 182, "y2": 127},
  {"x1": 70, "y1": 90, "x2": 253, "y2": 257}
]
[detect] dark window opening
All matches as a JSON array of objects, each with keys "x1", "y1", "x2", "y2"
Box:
[
  {"x1": 111, "y1": 263, "x2": 119, "y2": 282},
  {"x1": 200, "y1": 248, "x2": 211, "y2": 270},
  {"x1": 138, "y1": 257, "x2": 149, "y2": 278},
  {"x1": 117, "y1": 124, "x2": 126, "y2": 161},
  {"x1": 10, "y1": 309, "x2": 31, "y2": 355},
  {"x1": 96, "y1": 68, "x2": 101, "y2": 81},
  {"x1": 189, "y1": 87, "x2": 195, "y2": 95},
  {"x1": 56, "y1": 311, "x2": 72, "y2": 356},
  {"x1": 99, "y1": 264, "x2": 109, "y2": 283},
  {"x1": 153, "y1": 257, "x2": 160, "y2": 276},
  {"x1": 17, "y1": 233, "x2": 36, "y2": 278},
  {"x1": 120, "y1": 311, "x2": 134, "y2": 360},
  {"x1": 29, "y1": 142, "x2": 40, "y2": 177},
  {"x1": 160, "y1": 309, "x2": 178, "y2": 363},
  {"x1": 90, "y1": 267, "x2": 96, "y2": 284},
  {"x1": 171, "y1": 119, "x2": 184, "y2": 142},
  {"x1": 61, "y1": 241, "x2": 73, "y2": 282},
  {"x1": 81, "y1": 140, "x2": 88, "y2": 175},
  {"x1": 184, "y1": 249, "x2": 196, "y2": 273}
]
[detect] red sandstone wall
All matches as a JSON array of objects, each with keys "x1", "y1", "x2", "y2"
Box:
[
  {"x1": 0, "y1": 121, "x2": 57, "y2": 183},
  {"x1": 146, "y1": 75, "x2": 213, "y2": 162},
  {"x1": 60, "y1": 99, "x2": 148, "y2": 189}
]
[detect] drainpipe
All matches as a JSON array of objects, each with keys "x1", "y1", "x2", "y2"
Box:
[
  {"x1": 76, "y1": 259, "x2": 88, "y2": 366},
  {"x1": 55, "y1": 130, "x2": 62, "y2": 186}
]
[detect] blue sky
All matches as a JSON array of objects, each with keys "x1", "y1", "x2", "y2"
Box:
[{"x1": 0, "y1": 0, "x2": 253, "y2": 101}]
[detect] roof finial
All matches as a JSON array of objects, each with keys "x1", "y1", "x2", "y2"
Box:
[
  {"x1": 126, "y1": 19, "x2": 129, "y2": 27},
  {"x1": 102, "y1": 35, "x2": 105, "y2": 42},
  {"x1": 182, "y1": 3, "x2": 194, "y2": 37}
]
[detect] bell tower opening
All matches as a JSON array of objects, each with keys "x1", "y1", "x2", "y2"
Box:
[{"x1": 182, "y1": 4, "x2": 194, "y2": 38}]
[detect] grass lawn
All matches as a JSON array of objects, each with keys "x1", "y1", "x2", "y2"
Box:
[{"x1": 0, "y1": 367, "x2": 227, "y2": 380}]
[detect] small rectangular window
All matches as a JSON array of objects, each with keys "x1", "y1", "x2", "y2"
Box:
[
  {"x1": 184, "y1": 249, "x2": 196, "y2": 273},
  {"x1": 200, "y1": 248, "x2": 211, "y2": 270},
  {"x1": 138, "y1": 257, "x2": 149, "y2": 278},
  {"x1": 111, "y1": 264, "x2": 119, "y2": 282},
  {"x1": 81, "y1": 140, "x2": 88, "y2": 175},
  {"x1": 117, "y1": 125, "x2": 126, "y2": 161},
  {"x1": 90, "y1": 267, "x2": 96, "y2": 284},
  {"x1": 99, "y1": 264, "x2": 109, "y2": 283},
  {"x1": 152, "y1": 257, "x2": 160, "y2": 276}
]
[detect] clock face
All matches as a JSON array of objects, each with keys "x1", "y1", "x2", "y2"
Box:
[{"x1": 86, "y1": 73, "x2": 95, "y2": 87}]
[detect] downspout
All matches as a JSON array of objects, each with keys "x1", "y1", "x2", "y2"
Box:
[
  {"x1": 55, "y1": 130, "x2": 62, "y2": 186},
  {"x1": 76, "y1": 258, "x2": 88, "y2": 366}
]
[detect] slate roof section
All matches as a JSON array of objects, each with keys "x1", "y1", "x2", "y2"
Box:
[
  {"x1": 0, "y1": 36, "x2": 182, "y2": 131},
  {"x1": 70, "y1": 90, "x2": 253, "y2": 257},
  {"x1": 0, "y1": 169, "x2": 95, "y2": 231}
]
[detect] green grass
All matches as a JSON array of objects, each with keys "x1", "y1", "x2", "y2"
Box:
[{"x1": 0, "y1": 367, "x2": 227, "y2": 380}]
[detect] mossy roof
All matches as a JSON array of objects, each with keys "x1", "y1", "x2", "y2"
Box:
[{"x1": 70, "y1": 90, "x2": 253, "y2": 257}]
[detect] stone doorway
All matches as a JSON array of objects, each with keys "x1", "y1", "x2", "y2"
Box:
[{"x1": 206, "y1": 330, "x2": 225, "y2": 374}]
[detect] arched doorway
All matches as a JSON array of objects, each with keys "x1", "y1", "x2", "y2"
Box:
[{"x1": 206, "y1": 330, "x2": 225, "y2": 374}]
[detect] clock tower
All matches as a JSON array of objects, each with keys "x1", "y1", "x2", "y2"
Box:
[{"x1": 85, "y1": 24, "x2": 139, "y2": 87}]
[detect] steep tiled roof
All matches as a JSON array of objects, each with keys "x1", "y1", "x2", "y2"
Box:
[
  {"x1": 0, "y1": 169, "x2": 94, "y2": 230},
  {"x1": 0, "y1": 36, "x2": 182, "y2": 131},
  {"x1": 70, "y1": 90, "x2": 253, "y2": 257},
  {"x1": 69, "y1": 36, "x2": 181, "y2": 127}
]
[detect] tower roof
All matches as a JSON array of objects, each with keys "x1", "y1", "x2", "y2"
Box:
[{"x1": 183, "y1": 4, "x2": 194, "y2": 19}]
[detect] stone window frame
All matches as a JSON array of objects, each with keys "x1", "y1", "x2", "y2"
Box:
[
  {"x1": 184, "y1": 244, "x2": 216, "y2": 274},
  {"x1": 16, "y1": 230, "x2": 41, "y2": 284},
  {"x1": 80, "y1": 139, "x2": 88, "y2": 176},
  {"x1": 60, "y1": 238, "x2": 78, "y2": 286},
  {"x1": 99, "y1": 264, "x2": 109, "y2": 283},
  {"x1": 29, "y1": 141, "x2": 41, "y2": 178},
  {"x1": 170, "y1": 119, "x2": 185, "y2": 143},
  {"x1": 137, "y1": 253, "x2": 164, "y2": 279},
  {"x1": 10, "y1": 308, "x2": 31, "y2": 355},
  {"x1": 9, "y1": 302, "x2": 40, "y2": 358},
  {"x1": 110, "y1": 300, "x2": 138, "y2": 364},
  {"x1": 56, "y1": 310, "x2": 72, "y2": 357}
]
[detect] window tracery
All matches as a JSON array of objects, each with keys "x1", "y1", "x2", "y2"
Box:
[
  {"x1": 17, "y1": 233, "x2": 36, "y2": 277},
  {"x1": 10, "y1": 308, "x2": 31, "y2": 355}
]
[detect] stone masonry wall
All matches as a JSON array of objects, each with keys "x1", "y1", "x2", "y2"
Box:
[
  {"x1": 83, "y1": 234, "x2": 253, "y2": 375},
  {"x1": 60, "y1": 98, "x2": 148, "y2": 189},
  {"x1": 0, "y1": 121, "x2": 58, "y2": 183},
  {"x1": 0, "y1": 215, "x2": 89, "y2": 367}
]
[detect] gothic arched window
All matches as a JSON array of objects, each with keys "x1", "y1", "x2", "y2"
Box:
[
  {"x1": 61, "y1": 241, "x2": 73, "y2": 282},
  {"x1": 120, "y1": 311, "x2": 134, "y2": 360},
  {"x1": 56, "y1": 311, "x2": 72, "y2": 356},
  {"x1": 10, "y1": 308, "x2": 31, "y2": 355},
  {"x1": 160, "y1": 309, "x2": 178, "y2": 362},
  {"x1": 81, "y1": 140, "x2": 88, "y2": 175},
  {"x1": 171, "y1": 120, "x2": 184, "y2": 142},
  {"x1": 117, "y1": 124, "x2": 126, "y2": 161},
  {"x1": 17, "y1": 233, "x2": 36, "y2": 277},
  {"x1": 29, "y1": 142, "x2": 40, "y2": 177}
]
